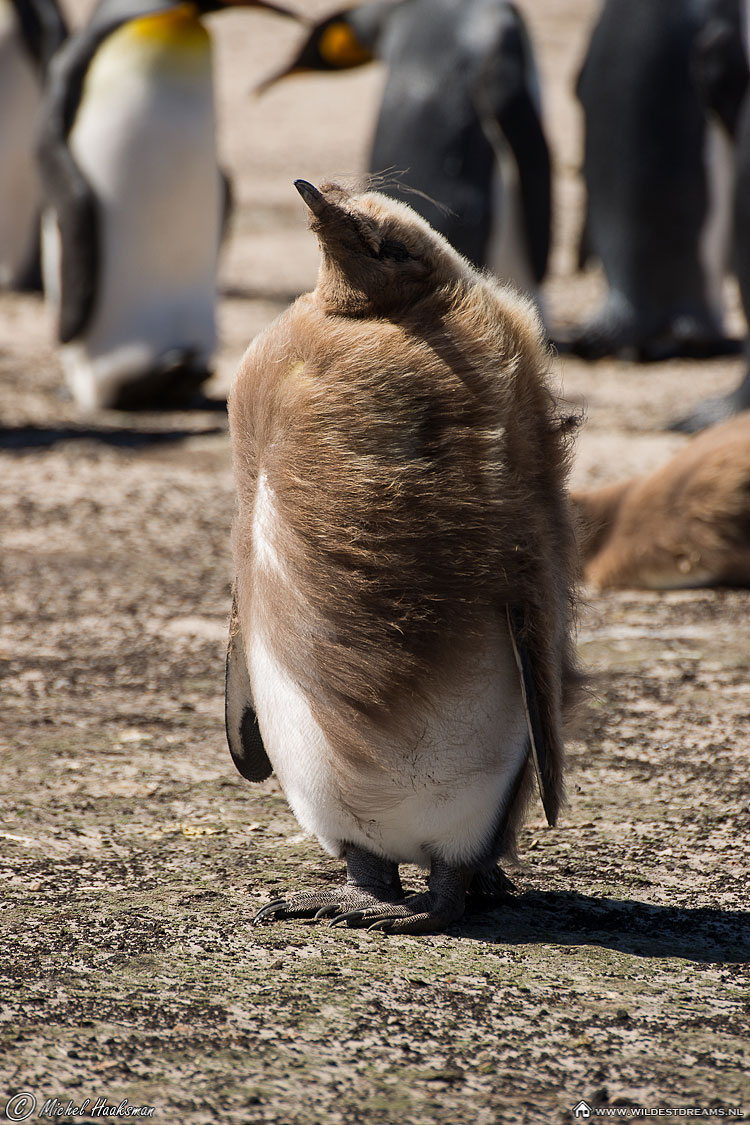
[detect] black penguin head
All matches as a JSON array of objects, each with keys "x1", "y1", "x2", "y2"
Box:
[
  {"x1": 295, "y1": 179, "x2": 473, "y2": 317},
  {"x1": 254, "y1": 4, "x2": 394, "y2": 94}
]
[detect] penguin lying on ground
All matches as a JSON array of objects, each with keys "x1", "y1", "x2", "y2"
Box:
[
  {"x1": 572, "y1": 415, "x2": 750, "y2": 589},
  {"x1": 569, "y1": 0, "x2": 748, "y2": 360},
  {"x1": 0, "y1": 0, "x2": 67, "y2": 291},
  {"x1": 226, "y1": 180, "x2": 579, "y2": 935},
  {"x1": 37, "y1": 0, "x2": 296, "y2": 412},
  {"x1": 259, "y1": 0, "x2": 551, "y2": 301}
]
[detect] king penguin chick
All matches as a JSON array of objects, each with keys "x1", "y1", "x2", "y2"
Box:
[
  {"x1": 226, "y1": 180, "x2": 579, "y2": 935},
  {"x1": 37, "y1": 0, "x2": 297, "y2": 412},
  {"x1": 571, "y1": 414, "x2": 750, "y2": 589},
  {"x1": 569, "y1": 0, "x2": 748, "y2": 360},
  {"x1": 0, "y1": 0, "x2": 67, "y2": 291},
  {"x1": 259, "y1": 0, "x2": 551, "y2": 301}
]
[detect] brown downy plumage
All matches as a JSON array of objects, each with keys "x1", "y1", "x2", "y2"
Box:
[
  {"x1": 227, "y1": 180, "x2": 580, "y2": 934},
  {"x1": 572, "y1": 414, "x2": 750, "y2": 590}
]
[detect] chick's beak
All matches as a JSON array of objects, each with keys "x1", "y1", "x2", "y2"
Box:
[{"x1": 294, "y1": 179, "x2": 326, "y2": 216}]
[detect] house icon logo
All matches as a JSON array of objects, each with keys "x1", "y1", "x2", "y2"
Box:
[{"x1": 573, "y1": 1102, "x2": 592, "y2": 1120}]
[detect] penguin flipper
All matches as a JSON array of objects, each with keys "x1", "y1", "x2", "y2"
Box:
[
  {"x1": 476, "y1": 14, "x2": 551, "y2": 283},
  {"x1": 219, "y1": 168, "x2": 233, "y2": 243},
  {"x1": 692, "y1": 13, "x2": 749, "y2": 138},
  {"x1": 576, "y1": 205, "x2": 593, "y2": 271},
  {"x1": 505, "y1": 604, "x2": 558, "y2": 827},
  {"x1": 225, "y1": 588, "x2": 273, "y2": 783},
  {"x1": 37, "y1": 33, "x2": 101, "y2": 343},
  {"x1": 13, "y1": 0, "x2": 68, "y2": 72}
]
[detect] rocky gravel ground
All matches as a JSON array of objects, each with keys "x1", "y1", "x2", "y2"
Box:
[{"x1": 1, "y1": 0, "x2": 749, "y2": 1120}]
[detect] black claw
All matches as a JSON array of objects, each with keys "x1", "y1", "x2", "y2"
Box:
[
  {"x1": 253, "y1": 898, "x2": 287, "y2": 923},
  {"x1": 313, "y1": 904, "x2": 340, "y2": 920},
  {"x1": 366, "y1": 918, "x2": 395, "y2": 933},
  {"x1": 329, "y1": 910, "x2": 366, "y2": 928}
]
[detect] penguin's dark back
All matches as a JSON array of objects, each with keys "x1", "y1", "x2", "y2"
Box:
[
  {"x1": 734, "y1": 92, "x2": 750, "y2": 315},
  {"x1": 577, "y1": 0, "x2": 709, "y2": 304},
  {"x1": 370, "y1": 0, "x2": 504, "y2": 266}
]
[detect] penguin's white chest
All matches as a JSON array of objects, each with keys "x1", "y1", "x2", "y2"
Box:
[
  {"x1": 51, "y1": 12, "x2": 223, "y2": 404},
  {"x1": 246, "y1": 474, "x2": 529, "y2": 869},
  {"x1": 0, "y1": 0, "x2": 42, "y2": 285}
]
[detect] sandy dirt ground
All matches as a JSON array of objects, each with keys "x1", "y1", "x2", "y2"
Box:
[{"x1": 1, "y1": 0, "x2": 749, "y2": 1121}]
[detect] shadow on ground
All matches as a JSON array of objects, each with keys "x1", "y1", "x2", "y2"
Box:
[
  {"x1": 221, "y1": 282, "x2": 302, "y2": 304},
  {"x1": 0, "y1": 421, "x2": 226, "y2": 451},
  {"x1": 459, "y1": 890, "x2": 750, "y2": 962}
]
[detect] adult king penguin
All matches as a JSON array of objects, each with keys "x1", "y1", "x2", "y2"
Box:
[
  {"x1": 0, "y1": 0, "x2": 67, "y2": 290},
  {"x1": 571, "y1": 0, "x2": 748, "y2": 360},
  {"x1": 37, "y1": 0, "x2": 296, "y2": 411},
  {"x1": 259, "y1": 0, "x2": 551, "y2": 300},
  {"x1": 226, "y1": 180, "x2": 579, "y2": 934}
]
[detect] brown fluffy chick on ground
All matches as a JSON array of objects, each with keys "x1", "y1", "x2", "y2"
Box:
[
  {"x1": 572, "y1": 414, "x2": 750, "y2": 591},
  {"x1": 225, "y1": 180, "x2": 579, "y2": 935}
]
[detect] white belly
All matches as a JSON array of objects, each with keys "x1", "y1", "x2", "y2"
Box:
[
  {"x1": 0, "y1": 0, "x2": 42, "y2": 286},
  {"x1": 49, "y1": 19, "x2": 222, "y2": 407},
  {"x1": 248, "y1": 615, "x2": 528, "y2": 869}
]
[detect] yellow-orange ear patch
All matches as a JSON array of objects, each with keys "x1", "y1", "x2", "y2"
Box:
[
  {"x1": 127, "y1": 3, "x2": 208, "y2": 47},
  {"x1": 319, "y1": 21, "x2": 374, "y2": 69}
]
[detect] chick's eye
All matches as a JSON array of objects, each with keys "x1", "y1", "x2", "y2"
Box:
[{"x1": 378, "y1": 239, "x2": 411, "y2": 262}]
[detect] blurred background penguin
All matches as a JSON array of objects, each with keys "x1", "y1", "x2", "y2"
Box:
[
  {"x1": 569, "y1": 0, "x2": 749, "y2": 362},
  {"x1": 4, "y1": 0, "x2": 750, "y2": 440},
  {"x1": 0, "y1": 0, "x2": 67, "y2": 292},
  {"x1": 673, "y1": 1, "x2": 750, "y2": 431},
  {"x1": 37, "y1": 0, "x2": 298, "y2": 412},
  {"x1": 259, "y1": 0, "x2": 552, "y2": 307}
]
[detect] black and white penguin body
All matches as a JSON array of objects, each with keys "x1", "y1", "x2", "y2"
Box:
[
  {"x1": 38, "y1": 0, "x2": 293, "y2": 411},
  {"x1": 0, "y1": 0, "x2": 66, "y2": 290},
  {"x1": 572, "y1": 0, "x2": 748, "y2": 360},
  {"x1": 262, "y1": 0, "x2": 551, "y2": 299},
  {"x1": 227, "y1": 181, "x2": 579, "y2": 934}
]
